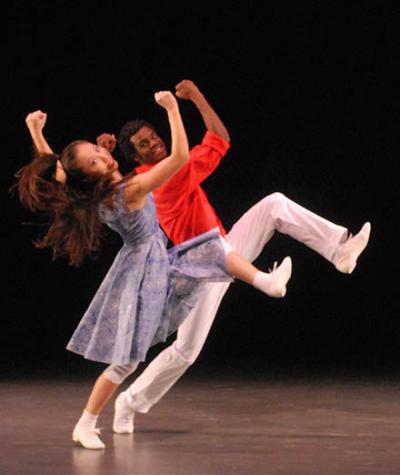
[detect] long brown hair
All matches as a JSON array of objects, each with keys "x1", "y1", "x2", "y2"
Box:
[
  {"x1": 14, "y1": 140, "x2": 115, "y2": 267},
  {"x1": 14, "y1": 151, "x2": 64, "y2": 212}
]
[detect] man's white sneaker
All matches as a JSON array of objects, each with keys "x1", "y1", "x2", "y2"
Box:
[
  {"x1": 113, "y1": 392, "x2": 135, "y2": 434},
  {"x1": 333, "y1": 222, "x2": 371, "y2": 274}
]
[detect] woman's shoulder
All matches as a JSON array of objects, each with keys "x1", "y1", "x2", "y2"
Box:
[
  {"x1": 99, "y1": 182, "x2": 147, "y2": 223},
  {"x1": 98, "y1": 185, "x2": 125, "y2": 223}
]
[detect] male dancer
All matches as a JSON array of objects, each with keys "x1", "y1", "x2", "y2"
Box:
[{"x1": 97, "y1": 80, "x2": 371, "y2": 434}]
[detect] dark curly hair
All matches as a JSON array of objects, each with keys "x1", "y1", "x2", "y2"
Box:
[{"x1": 117, "y1": 119, "x2": 156, "y2": 162}]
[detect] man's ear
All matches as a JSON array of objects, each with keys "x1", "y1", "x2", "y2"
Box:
[{"x1": 132, "y1": 152, "x2": 142, "y2": 165}]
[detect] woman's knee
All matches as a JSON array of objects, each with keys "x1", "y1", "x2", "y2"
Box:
[{"x1": 103, "y1": 362, "x2": 138, "y2": 384}]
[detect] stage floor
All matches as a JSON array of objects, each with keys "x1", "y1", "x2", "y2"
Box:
[{"x1": 1, "y1": 375, "x2": 400, "y2": 474}]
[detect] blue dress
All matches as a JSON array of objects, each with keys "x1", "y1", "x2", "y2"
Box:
[{"x1": 66, "y1": 186, "x2": 232, "y2": 364}]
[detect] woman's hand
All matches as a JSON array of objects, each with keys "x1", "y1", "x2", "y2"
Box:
[
  {"x1": 25, "y1": 110, "x2": 55, "y2": 155},
  {"x1": 25, "y1": 110, "x2": 47, "y2": 134},
  {"x1": 154, "y1": 91, "x2": 178, "y2": 112}
]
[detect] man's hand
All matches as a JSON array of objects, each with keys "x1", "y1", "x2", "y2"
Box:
[
  {"x1": 175, "y1": 80, "x2": 203, "y2": 103},
  {"x1": 174, "y1": 79, "x2": 230, "y2": 143},
  {"x1": 25, "y1": 110, "x2": 47, "y2": 134},
  {"x1": 96, "y1": 133, "x2": 117, "y2": 153}
]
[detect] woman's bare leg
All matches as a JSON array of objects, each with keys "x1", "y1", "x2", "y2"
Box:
[{"x1": 225, "y1": 250, "x2": 292, "y2": 298}]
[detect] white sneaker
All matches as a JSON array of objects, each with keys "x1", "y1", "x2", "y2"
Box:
[
  {"x1": 72, "y1": 425, "x2": 105, "y2": 449},
  {"x1": 266, "y1": 256, "x2": 292, "y2": 298},
  {"x1": 113, "y1": 392, "x2": 135, "y2": 434},
  {"x1": 333, "y1": 222, "x2": 371, "y2": 274}
]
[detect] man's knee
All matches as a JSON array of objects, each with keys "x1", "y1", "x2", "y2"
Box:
[
  {"x1": 172, "y1": 342, "x2": 199, "y2": 368},
  {"x1": 246, "y1": 191, "x2": 286, "y2": 224},
  {"x1": 262, "y1": 192, "x2": 287, "y2": 207}
]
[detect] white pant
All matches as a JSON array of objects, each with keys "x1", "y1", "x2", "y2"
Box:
[{"x1": 119, "y1": 192, "x2": 347, "y2": 412}]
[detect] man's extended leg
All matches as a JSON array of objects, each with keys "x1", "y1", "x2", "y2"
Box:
[
  {"x1": 114, "y1": 281, "x2": 230, "y2": 429},
  {"x1": 225, "y1": 192, "x2": 349, "y2": 262},
  {"x1": 115, "y1": 192, "x2": 368, "y2": 431}
]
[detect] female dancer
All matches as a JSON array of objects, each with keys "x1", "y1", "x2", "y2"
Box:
[{"x1": 16, "y1": 93, "x2": 292, "y2": 449}]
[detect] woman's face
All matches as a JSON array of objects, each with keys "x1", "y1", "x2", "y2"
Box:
[{"x1": 74, "y1": 142, "x2": 119, "y2": 178}]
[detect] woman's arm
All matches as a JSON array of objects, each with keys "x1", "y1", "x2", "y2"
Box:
[
  {"x1": 25, "y1": 110, "x2": 54, "y2": 154},
  {"x1": 124, "y1": 91, "x2": 189, "y2": 206},
  {"x1": 25, "y1": 110, "x2": 66, "y2": 184}
]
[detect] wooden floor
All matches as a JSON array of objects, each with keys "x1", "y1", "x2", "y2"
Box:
[{"x1": 1, "y1": 374, "x2": 400, "y2": 474}]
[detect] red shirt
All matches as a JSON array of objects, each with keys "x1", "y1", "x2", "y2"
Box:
[{"x1": 135, "y1": 131, "x2": 230, "y2": 245}]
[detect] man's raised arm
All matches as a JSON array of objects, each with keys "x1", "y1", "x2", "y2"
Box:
[{"x1": 175, "y1": 79, "x2": 230, "y2": 143}]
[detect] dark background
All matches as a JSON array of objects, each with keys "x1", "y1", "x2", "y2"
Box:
[{"x1": 4, "y1": 2, "x2": 398, "y2": 380}]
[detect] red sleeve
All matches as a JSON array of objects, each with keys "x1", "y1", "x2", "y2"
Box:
[{"x1": 159, "y1": 131, "x2": 230, "y2": 200}]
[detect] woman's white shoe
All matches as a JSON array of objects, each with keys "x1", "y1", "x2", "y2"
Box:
[
  {"x1": 254, "y1": 256, "x2": 292, "y2": 298},
  {"x1": 72, "y1": 425, "x2": 105, "y2": 449},
  {"x1": 266, "y1": 256, "x2": 292, "y2": 297}
]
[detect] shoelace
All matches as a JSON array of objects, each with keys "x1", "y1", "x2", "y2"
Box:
[{"x1": 268, "y1": 261, "x2": 278, "y2": 273}]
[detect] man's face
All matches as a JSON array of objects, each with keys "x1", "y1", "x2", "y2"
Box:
[{"x1": 130, "y1": 126, "x2": 168, "y2": 165}]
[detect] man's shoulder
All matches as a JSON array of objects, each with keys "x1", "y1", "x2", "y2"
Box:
[{"x1": 190, "y1": 131, "x2": 230, "y2": 156}]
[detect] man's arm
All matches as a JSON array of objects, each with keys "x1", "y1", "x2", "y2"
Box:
[
  {"x1": 175, "y1": 80, "x2": 230, "y2": 143},
  {"x1": 157, "y1": 131, "x2": 229, "y2": 201}
]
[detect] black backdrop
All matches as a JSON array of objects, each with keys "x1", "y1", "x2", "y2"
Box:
[{"x1": 4, "y1": 2, "x2": 398, "y2": 379}]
